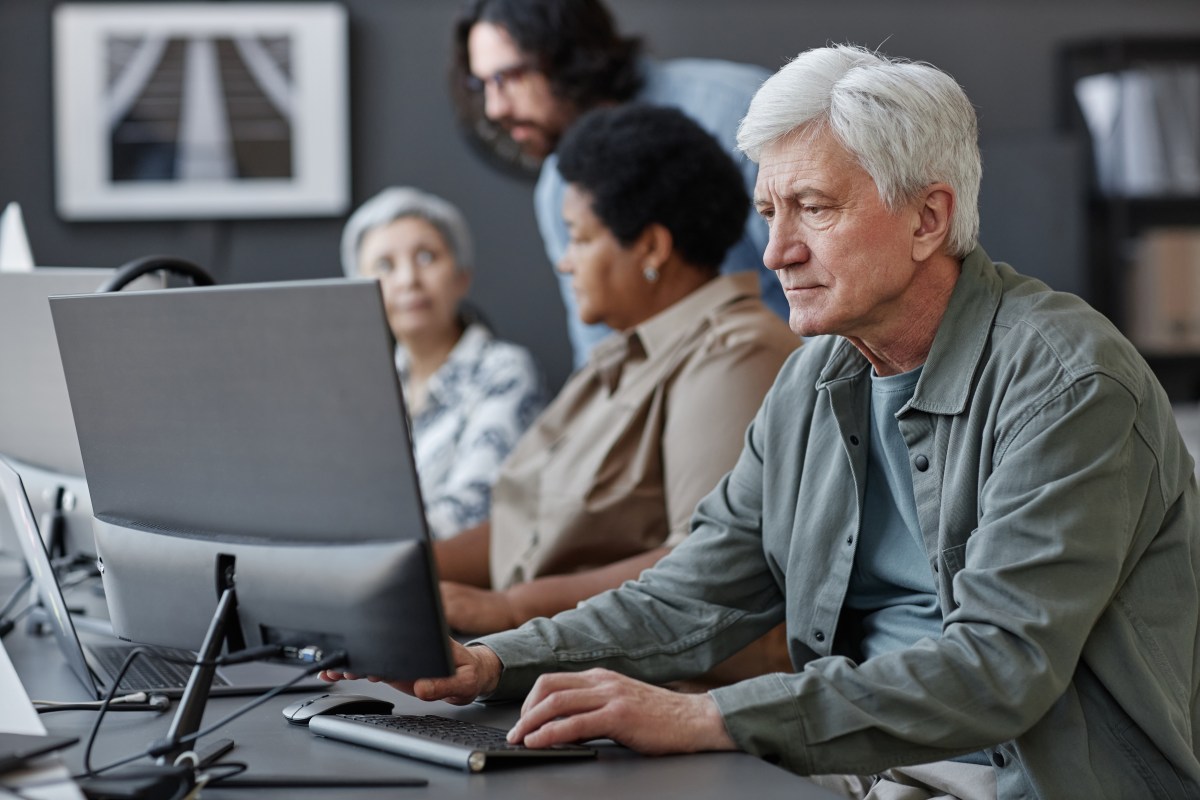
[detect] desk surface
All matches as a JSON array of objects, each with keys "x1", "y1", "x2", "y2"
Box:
[
  {"x1": 0, "y1": 558, "x2": 837, "y2": 799},
  {"x1": 0, "y1": 633, "x2": 85, "y2": 800}
]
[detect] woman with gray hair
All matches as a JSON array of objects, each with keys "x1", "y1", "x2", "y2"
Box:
[{"x1": 341, "y1": 186, "x2": 545, "y2": 540}]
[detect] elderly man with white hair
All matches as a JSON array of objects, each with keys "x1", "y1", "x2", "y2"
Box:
[
  {"x1": 341, "y1": 187, "x2": 545, "y2": 540},
  {"x1": 326, "y1": 46, "x2": 1200, "y2": 799}
]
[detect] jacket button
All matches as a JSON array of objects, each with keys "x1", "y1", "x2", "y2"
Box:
[
  {"x1": 991, "y1": 750, "x2": 1006, "y2": 768},
  {"x1": 846, "y1": 535, "x2": 854, "y2": 546},
  {"x1": 849, "y1": 435, "x2": 860, "y2": 446},
  {"x1": 814, "y1": 630, "x2": 825, "y2": 642},
  {"x1": 914, "y1": 454, "x2": 929, "y2": 471}
]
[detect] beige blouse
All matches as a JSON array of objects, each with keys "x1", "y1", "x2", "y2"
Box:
[{"x1": 489, "y1": 272, "x2": 799, "y2": 590}]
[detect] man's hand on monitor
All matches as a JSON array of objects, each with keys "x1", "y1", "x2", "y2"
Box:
[
  {"x1": 507, "y1": 668, "x2": 738, "y2": 755},
  {"x1": 318, "y1": 639, "x2": 502, "y2": 705}
]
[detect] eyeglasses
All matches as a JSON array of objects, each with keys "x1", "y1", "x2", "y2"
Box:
[{"x1": 463, "y1": 61, "x2": 538, "y2": 95}]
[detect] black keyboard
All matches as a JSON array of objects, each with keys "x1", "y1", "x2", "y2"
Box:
[
  {"x1": 307, "y1": 713, "x2": 598, "y2": 772},
  {"x1": 89, "y1": 643, "x2": 229, "y2": 692}
]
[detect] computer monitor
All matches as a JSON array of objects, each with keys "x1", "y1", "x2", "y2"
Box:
[
  {"x1": 0, "y1": 268, "x2": 162, "y2": 559},
  {"x1": 49, "y1": 278, "x2": 452, "y2": 684}
]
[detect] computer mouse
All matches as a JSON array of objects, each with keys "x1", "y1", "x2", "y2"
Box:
[{"x1": 281, "y1": 693, "x2": 395, "y2": 726}]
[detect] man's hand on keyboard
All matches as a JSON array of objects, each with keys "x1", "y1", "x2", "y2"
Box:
[
  {"x1": 319, "y1": 639, "x2": 502, "y2": 706},
  {"x1": 507, "y1": 668, "x2": 738, "y2": 755}
]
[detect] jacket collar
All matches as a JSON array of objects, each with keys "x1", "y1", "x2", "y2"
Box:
[
  {"x1": 817, "y1": 246, "x2": 1001, "y2": 416},
  {"x1": 587, "y1": 272, "x2": 760, "y2": 392}
]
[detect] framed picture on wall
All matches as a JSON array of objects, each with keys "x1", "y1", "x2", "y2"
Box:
[{"x1": 53, "y1": 2, "x2": 349, "y2": 220}]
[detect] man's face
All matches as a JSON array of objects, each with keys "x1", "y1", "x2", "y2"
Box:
[
  {"x1": 466, "y1": 22, "x2": 575, "y2": 160},
  {"x1": 755, "y1": 127, "x2": 923, "y2": 342}
]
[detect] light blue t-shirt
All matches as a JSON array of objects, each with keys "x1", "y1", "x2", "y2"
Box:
[
  {"x1": 535, "y1": 58, "x2": 789, "y2": 369},
  {"x1": 845, "y1": 366, "x2": 943, "y2": 661}
]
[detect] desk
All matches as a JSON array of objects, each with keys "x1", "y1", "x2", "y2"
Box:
[
  {"x1": 0, "y1": 562, "x2": 837, "y2": 799},
  {"x1": 0, "y1": 626, "x2": 85, "y2": 799}
]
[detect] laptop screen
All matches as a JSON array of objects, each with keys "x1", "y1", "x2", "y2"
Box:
[{"x1": 0, "y1": 457, "x2": 98, "y2": 698}]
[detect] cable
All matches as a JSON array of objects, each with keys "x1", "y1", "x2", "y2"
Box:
[
  {"x1": 57, "y1": 567, "x2": 101, "y2": 594},
  {"x1": 34, "y1": 692, "x2": 170, "y2": 714},
  {"x1": 74, "y1": 647, "x2": 287, "y2": 774},
  {"x1": 207, "y1": 774, "x2": 428, "y2": 789},
  {"x1": 0, "y1": 574, "x2": 32, "y2": 619},
  {"x1": 149, "y1": 651, "x2": 346, "y2": 757},
  {"x1": 0, "y1": 599, "x2": 40, "y2": 638},
  {"x1": 80, "y1": 646, "x2": 178, "y2": 778},
  {"x1": 78, "y1": 650, "x2": 346, "y2": 778}
]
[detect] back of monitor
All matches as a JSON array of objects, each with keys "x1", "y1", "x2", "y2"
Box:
[{"x1": 0, "y1": 268, "x2": 162, "y2": 557}]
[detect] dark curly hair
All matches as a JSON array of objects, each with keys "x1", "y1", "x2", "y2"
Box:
[
  {"x1": 556, "y1": 105, "x2": 750, "y2": 272},
  {"x1": 450, "y1": 0, "x2": 644, "y2": 178}
]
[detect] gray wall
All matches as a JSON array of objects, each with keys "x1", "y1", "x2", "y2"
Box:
[{"x1": 3, "y1": 0, "x2": 1200, "y2": 391}]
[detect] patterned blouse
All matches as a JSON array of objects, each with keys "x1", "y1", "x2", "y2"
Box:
[{"x1": 397, "y1": 323, "x2": 545, "y2": 540}]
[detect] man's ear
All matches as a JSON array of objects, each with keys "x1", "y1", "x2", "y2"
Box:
[{"x1": 912, "y1": 184, "x2": 954, "y2": 262}]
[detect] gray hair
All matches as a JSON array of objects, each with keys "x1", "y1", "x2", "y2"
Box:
[
  {"x1": 339, "y1": 187, "x2": 475, "y2": 277},
  {"x1": 737, "y1": 44, "x2": 981, "y2": 258}
]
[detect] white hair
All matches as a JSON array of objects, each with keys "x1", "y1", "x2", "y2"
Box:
[
  {"x1": 339, "y1": 187, "x2": 474, "y2": 277},
  {"x1": 737, "y1": 44, "x2": 981, "y2": 257}
]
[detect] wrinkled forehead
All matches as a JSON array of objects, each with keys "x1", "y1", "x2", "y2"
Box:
[{"x1": 754, "y1": 125, "x2": 865, "y2": 201}]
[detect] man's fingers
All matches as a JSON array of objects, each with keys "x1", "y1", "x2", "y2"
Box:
[
  {"x1": 385, "y1": 679, "x2": 418, "y2": 695},
  {"x1": 519, "y1": 668, "x2": 612, "y2": 716},
  {"x1": 411, "y1": 675, "x2": 478, "y2": 705},
  {"x1": 510, "y1": 683, "x2": 611, "y2": 743},
  {"x1": 521, "y1": 709, "x2": 612, "y2": 749}
]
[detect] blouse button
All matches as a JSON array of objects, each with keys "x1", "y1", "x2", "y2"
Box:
[
  {"x1": 849, "y1": 435, "x2": 860, "y2": 446},
  {"x1": 814, "y1": 630, "x2": 825, "y2": 643}
]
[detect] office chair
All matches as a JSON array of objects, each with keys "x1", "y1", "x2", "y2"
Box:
[{"x1": 97, "y1": 255, "x2": 216, "y2": 293}]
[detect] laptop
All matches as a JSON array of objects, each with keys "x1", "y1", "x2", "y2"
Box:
[{"x1": 0, "y1": 456, "x2": 325, "y2": 699}]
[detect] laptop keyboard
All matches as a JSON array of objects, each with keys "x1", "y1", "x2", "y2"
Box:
[
  {"x1": 89, "y1": 643, "x2": 230, "y2": 692},
  {"x1": 308, "y1": 713, "x2": 597, "y2": 772}
]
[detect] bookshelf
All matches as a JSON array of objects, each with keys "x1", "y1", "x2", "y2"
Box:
[{"x1": 1059, "y1": 36, "x2": 1200, "y2": 400}]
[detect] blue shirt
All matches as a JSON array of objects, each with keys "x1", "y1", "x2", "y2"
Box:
[
  {"x1": 846, "y1": 366, "x2": 943, "y2": 661},
  {"x1": 534, "y1": 58, "x2": 788, "y2": 369}
]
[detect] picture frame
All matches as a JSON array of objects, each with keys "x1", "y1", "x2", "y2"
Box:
[{"x1": 53, "y1": 3, "x2": 349, "y2": 220}]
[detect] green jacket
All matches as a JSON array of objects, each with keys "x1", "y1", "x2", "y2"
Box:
[{"x1": 479, "y1": 247, "x2": 1200, "y2": 799}]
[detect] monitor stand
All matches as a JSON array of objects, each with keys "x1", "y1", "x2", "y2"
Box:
[
  {"x1": 40, "y1": 486, "x2": 68, "y2": 561},
  {"x1": 154, "y1": 584, "x2": 243, "y2": 765},
  {"x1": 76, "y1": 590, "x2": 238, "y2": 799}
]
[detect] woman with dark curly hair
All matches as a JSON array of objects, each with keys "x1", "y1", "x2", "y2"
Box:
[{"x1": 434, "y1": 105, "x2": 798, "y2": 673}]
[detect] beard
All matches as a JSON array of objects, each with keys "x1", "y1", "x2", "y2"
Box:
[{"x1": 498, "y1": 118, "x2": 561, "y2": 160}]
